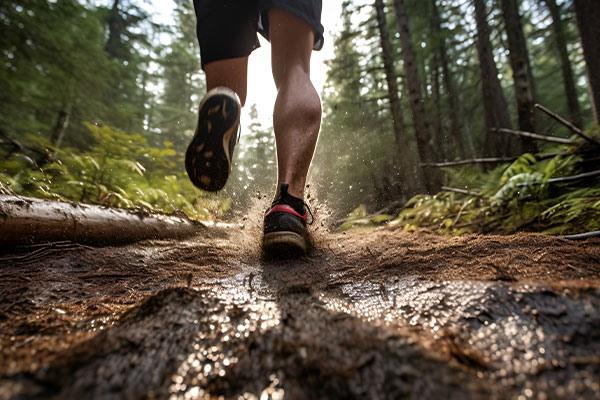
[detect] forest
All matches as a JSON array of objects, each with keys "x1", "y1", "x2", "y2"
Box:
[
  {"x1": 1, "y1": 0, "x2": 599, "y2": 238},
  {"x1": 2, "y1": 1, "x2": 600, "y2": 399}
]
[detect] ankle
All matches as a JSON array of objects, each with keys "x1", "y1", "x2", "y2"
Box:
[
  {"x1": 275, "y1": 181, "x2": 304, "y2": 200},
  {"x1": 273, "y1": 183, "x2": 305, "y2": 214}
]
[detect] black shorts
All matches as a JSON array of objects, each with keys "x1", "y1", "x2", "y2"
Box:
[{"x1": 193, "y1": 0, "x2": 324, "y2": 68}]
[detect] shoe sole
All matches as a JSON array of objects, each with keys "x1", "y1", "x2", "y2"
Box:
[
  {"x1": 185, "y1": 87, "x2": 240, "y2": 192},
  {"x1": 263, "y1": 231, "x2": 308, "y2": 255}
]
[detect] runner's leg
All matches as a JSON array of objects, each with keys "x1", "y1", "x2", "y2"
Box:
[
  {"x1": 204, "y1": 57, "x2": 249, "y2": 106},
  {"x1": 269, "y1": 8, "x2": 322, "y2": 199},
  {"x1": 193, "y1": 0, "x2": 258, "y2": 105}
]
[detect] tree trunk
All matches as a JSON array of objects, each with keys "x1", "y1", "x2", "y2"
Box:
[
  {"x1": 473, "y1": 0, "x2": 514, "y2": 157},
  {"x1": 373, "y1": 0, "x2": 424, "y2": 195},
  {"x1": 573, "y1": 0, "x2": 600, "y2": 124},
  {"x1": 431, "y1": 0, "x2": 465, "y2": 159},
  {"x1": 499, "y1": 0, "x2": 538, "y2": 154},
  {"x1": 431, "y1": 54, "x2": 444, "y2": 160},
  {"x1": 36, "y1": 104, "x2": 72, "y2": 167},
  {"x1": 541, "y1": 0, "x2": 582, "y2": 128},
  {"x1": 50, "y1": 104, "x2": 72, "y2": 150},
  {"x1": 392, "y1": 0, "x2": 442, "y2": 192},
  {"x1": 104, "y1": 0, "x2": 123, "y2": 58},
  {"x1": 0, "y1": 195, "x2": 205, "y2": 246}
]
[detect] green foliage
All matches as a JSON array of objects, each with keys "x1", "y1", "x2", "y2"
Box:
[
  {"x1": 343, "y1": 133, "x2": 600, "y2": 235},
  {"x1": 1, "y1": 0, "x2": 112, "y2": 139},
  {"x1": 317, "y1": 0, "x2": 594, "y2": 220},
  {"x1": 0, "y1": 123, "x2": 229, "y2": 221},
  {"x1": 151, "y1": 0, "x2": 204, "y2": 154}
]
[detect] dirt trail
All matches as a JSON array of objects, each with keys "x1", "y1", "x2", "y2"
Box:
[{"x1": 1, "y1": 222, "x2": 599, "y2": 399}]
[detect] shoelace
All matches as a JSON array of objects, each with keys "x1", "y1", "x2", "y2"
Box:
[
  {"x1": 271, "y1": 183, "x2": 314, "y2": 225},
  {"x1": 304, "y1": 202, "x2": 314, "y2": 225}
]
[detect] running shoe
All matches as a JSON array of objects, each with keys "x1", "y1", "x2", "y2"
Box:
[
  {"x1": 185, "y1": 87, "x2": 241, "y2": 192},
  {"x1": 263, "y1": 183, "x2": 313, "y2": 255}
]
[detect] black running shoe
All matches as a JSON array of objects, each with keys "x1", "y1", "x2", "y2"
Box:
[
  {"x1": 185, "y1": 87, "x2": 241, "y2": 192},
  {"x1": 263, "y1": 183, "x2": 313, "y2": 255}
]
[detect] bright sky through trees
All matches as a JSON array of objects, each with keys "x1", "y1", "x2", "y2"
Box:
[{"x1": 143, "y1": 0, "x2": 342, "y2": 128}]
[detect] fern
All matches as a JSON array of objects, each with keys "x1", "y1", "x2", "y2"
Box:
[
  {"x1": 0, "y1": 123, "x2": 232, "y2": 221},
  {"x1": 342, "y1": 133, "x2": 600, "y2": 236}
]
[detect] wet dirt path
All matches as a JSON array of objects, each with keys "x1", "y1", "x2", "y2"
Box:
[{"x1": 0, "y1": 225, "x2": 599, "y2": 399}]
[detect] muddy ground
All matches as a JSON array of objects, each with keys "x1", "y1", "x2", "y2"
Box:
[{"x1": 1, "y1": 218, "x2": 599, "y2": 399}]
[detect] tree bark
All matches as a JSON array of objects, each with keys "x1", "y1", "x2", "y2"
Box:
[
  {"x1": 541, "y1": 0, "x2": 582, "y2": 128},
  {"x1": 392, "y1": 0, "x2": 442, "y2": 192},
  {"x1": 373, "y1": 0, "x2": 424, "y2": 195},
  {"x1": 573, "y1": 0, "x2": 600, "y2": 124},
  {"x1": 473, "y1": 0, "x2": 514, "y2": 157},
  {"x1": 431, "y1": 0, "x2": 465, "y2": 159},
  {"x1": 0, "y1": 195, "x2": 205, "y2": 246},
  {"x1": 499, "y1": 0, "x2": 538, "y2": 154}
]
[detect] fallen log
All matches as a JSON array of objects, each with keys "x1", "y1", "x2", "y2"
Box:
[{"x1": 0, "y1": 195, "x2": 206, "y2": 246}]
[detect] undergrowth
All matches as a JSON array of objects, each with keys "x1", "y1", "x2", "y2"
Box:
[
  {"x1": 342, "y1": 126, "x2": 600, "y2": 236},
  {"x1": 0, "y1": 124, "x2": 230, "y2": 221}
]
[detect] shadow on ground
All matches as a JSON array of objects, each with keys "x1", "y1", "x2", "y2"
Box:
[{"x1": 1, "y1": 226, "x2": 599, "y2": 399}]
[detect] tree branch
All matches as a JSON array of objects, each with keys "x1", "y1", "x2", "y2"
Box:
[
  {"x1": 421, "y1": 152, "x2": 567, "y2": 167},
  {"x1": 534, "y1": 103, "x2": 600, "y2": 145},
  {"x1": 423, "y1": 157, "x2": 517, "y2": 167},
  {"x1": 547, "y1": 169, "x2": 600, "y2": 183},
  {"x1": 493, "y1": 128, "x2": 576, "y2": 144},
  {"x1": 441, "y1": 186, "x2": 482, "y2": 196},
  {"x1": 516, "y1": 169, "x2": 600, "y2": 187},
  {"x1": 561, "y1": 230, "x2": 600, "y2": 240}
]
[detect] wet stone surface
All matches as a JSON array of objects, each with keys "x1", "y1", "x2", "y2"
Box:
[{"x1": 0, "y1": 228, "x2": 599, "y2": 399}]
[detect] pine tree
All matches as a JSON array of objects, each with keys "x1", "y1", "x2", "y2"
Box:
[
  {"x1": 373, "y1": 0, "x2": 423, "y2": 195},
  {"x1": 0, "y1": 0, "x2": 113, "y2": 146},
  {"x1": 153, "y1": 0, "x2": 205, "y2": 155},
  {"x1": 473, "y1": 0, "x2": 514, "y2": 157},
  {"x1": 572, "y1": 0, "x2": 600, "y2": 124},
  {"x1": 540, "y1": 0, "x2": 582, "y2": 128},
  {"x1": 499, "y1": 0, "x2": 538, "y2": 153},
  {"x1": 430, "y1": 0, "x2": 465, "y2": 159},
  {"x1": 227, "y1": 105, "x2": 277, "y2": 209},
  {"x1": 392, "y1": 0, "x2": 442, "y2": 192}
]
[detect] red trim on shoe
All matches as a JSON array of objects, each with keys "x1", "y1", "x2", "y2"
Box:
[{"x1": 265, "y1": 204, "x2": 307, "y2": 220}]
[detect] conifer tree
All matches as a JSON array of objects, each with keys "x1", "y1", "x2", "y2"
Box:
[
  {"x1": 499, "y1": 0, "x2": 538, "y2": 153},
  {"x1": 473, "y1": 0, "x2": 514, "y2": 157},
  {"x1": 573, "y1": 0, "x2": 600, "y2": 124},
  {"x1": 392, "y1": 0, "x2": 441, "y2": 192}
]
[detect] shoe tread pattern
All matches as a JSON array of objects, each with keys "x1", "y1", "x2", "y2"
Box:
[{"x1": 185, "y1": 92, "x2": 240, "y2": 192}]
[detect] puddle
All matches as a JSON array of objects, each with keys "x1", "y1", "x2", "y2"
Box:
[{"x1": 177, "y1": 272, "x2": 600, "y2": 399}]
